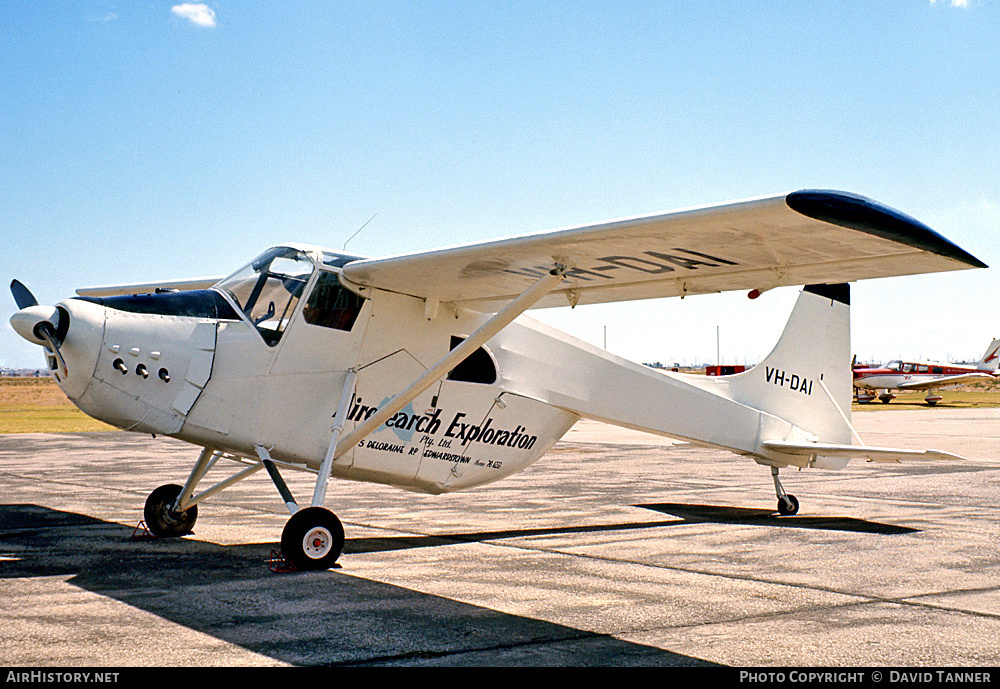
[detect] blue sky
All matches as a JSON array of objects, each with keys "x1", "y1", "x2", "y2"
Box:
[{"x1": 3, "y1": 1, "x2": 998, "y2": 369}]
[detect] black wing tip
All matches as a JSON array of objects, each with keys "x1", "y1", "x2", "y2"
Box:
[
  {"x1": 804, "y1": 283, "x2": 850, "y2": 305},
  {"x1": 786, "y1": 190, "x2": 987, "y2": 270}
]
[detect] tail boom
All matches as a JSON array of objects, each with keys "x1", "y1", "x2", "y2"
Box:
[{"x1": 498, "y1": 282, "x2": 964, "y2": 470}]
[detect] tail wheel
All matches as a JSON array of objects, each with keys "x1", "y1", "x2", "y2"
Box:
[
  {"x1": 144, "y1": 483, "x2": 197, "y2": 537},
  {"x1": 281, "y1": 507, "x2": 345, "y2": 570},
  {"x1": 777, "y1": 494, "x2": 800, "y2": 516}
]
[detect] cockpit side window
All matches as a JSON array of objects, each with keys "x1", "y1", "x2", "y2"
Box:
[
  {"x1": 302, "y1": 270, "x2": 365, "y2": 331},
  {"x1": 215, "y1": 247, "x2": 313, "y2": 346}
]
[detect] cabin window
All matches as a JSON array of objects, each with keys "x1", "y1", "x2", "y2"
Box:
[
  {"x1": 215, "y1": 247, "x2": 313, "y2": 346},
  {"x1": 320, "y1": 251, "x2": 366, "y2": 268},
  {"x1": 447, "y1": 336, "x2": 497, "y2": 384},
  {"x1": 302, "y1": 271, "x2": 365, "y2": 331},
  {"x1": 932, "y1": 366, "x2": 944, "y2": 374}
]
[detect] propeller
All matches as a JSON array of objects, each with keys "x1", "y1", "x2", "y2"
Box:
[
  {"x1": 10, "y1": 279, "x2": 38, "y2": 309},
  {"x1": 9, "y1": 280, "x2": 69, "y2": 377}
]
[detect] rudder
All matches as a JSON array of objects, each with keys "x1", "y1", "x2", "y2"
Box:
[
  {"x1": 978, "y1": 339, "x2": 1000, "y2": 371},
  {"x1": 724, "y1": 284, "x2": 854, "y2": 448}
]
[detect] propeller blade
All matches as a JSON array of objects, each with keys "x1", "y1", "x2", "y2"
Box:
[
  {"x1": 10, "y1": 280, "x2": 39, "y2": 309},
  {"x1": 8, "y1": 282, "x2": 68, "y2": 377}
]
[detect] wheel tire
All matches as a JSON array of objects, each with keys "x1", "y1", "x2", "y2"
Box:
[
  {"x1": 144, "y1": 484, "x2": 197, "y2": 537},
  {"x1": 777, "y1": 494, "x2": 800, "y2": 516},
  {"x1": 281, "y1": 507, "x2": 345, "y2": 570}
]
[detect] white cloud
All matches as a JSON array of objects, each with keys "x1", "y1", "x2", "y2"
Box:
[
  {"x1": 171, "y1": 3, "x2": 217, "y2": 28},
  {"x1": 930, "y1": 0, "x2": 971, "y2": 7}
]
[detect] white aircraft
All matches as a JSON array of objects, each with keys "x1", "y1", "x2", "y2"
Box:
[
  {"x1": 853, "y1": 339, "x2": 1000, "y2": 405},
  {"x1": 9, "y1": 190, "x2": 986, "y2": 570}
]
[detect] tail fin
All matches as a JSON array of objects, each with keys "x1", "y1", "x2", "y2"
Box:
[
  {"x1": 722, "y1": 284, "x2": 961, "y2": 467},
  {"x1": 725, "y1": 284, "x2": 855, "y2": 450},
  {"x1": 978, "y1": 339, "x2": 1000, "y2": 371}
]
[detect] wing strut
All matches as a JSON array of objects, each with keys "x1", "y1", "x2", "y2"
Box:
[
  {"x1": 312, "y1": 368, "x2": 358, "y2": 507},
  {"x1": 328, "y1": 265, "x2": 567, "y2": 465}
]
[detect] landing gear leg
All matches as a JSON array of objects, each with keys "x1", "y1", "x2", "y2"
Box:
[
  {"x1": 260, "y1": 452, "x2": 345, "y2": 570},
  {"x1": 144, "y1": 447, "x2": 264, "y2": 538},
  {"x1": 771, "y1": 467, "x2": 799, "y2": 516},
  {"x1": 267, "y1": 371, "x2": 357, "y2": 570}
]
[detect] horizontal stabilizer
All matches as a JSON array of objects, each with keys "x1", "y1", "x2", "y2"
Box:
[{"x1": 762, "y1": 440, "x2": 964, "y2": 464}]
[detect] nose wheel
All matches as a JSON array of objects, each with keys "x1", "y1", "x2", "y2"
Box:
[
  {"x1": 144, "y1": 483, "x2": 198, "y2": 537},
  {"x1": 280, "y1": 506, "x2": 345, "y2": 570}
]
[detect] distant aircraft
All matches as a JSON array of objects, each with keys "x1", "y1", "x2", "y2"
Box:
[
  {"x1": 853, "y1": 340, "x2": 1000, "y2": 405},
  {"x1": 8, "y1": 190, "x2": 986, "y2": 569}
]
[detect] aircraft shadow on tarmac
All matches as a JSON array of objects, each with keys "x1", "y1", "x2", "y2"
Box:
[
  {"x1": 345, "y1": 501, "x2": 917, "y2": 554},
  {"x1": 0, "y1": 503, "x2": 715, "y2": 667},
  {"x1": 634, "y1": 503, "x2": 919, "y2": 535}
]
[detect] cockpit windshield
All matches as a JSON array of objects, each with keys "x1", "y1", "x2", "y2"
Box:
[
  {"x1": 214, "y1": 247, "x2": 314, "y2": 346},
  {"x1": 887, "y1": 360, "x2": 903, "y2": 371}
]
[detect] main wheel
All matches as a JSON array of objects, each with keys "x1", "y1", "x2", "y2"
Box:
[
  {"x1": 777, "y1": 494, "x2": 800, "y2": 516},
  {"x1": 144, "y1": 484, "x2": 197, "y2": 537},
  {"x1": 280, "y1": 507, "x2": 345, "y2": 570}
]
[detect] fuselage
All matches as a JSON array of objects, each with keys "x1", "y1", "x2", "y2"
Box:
[
  {"x1": 19, "y1": 244, "x2": 860, "y2": 500},
  {"x1": 39, "y1": 245, "x2": 588, "y2": 494}
]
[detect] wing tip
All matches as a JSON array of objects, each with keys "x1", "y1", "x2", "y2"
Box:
[{"x1": 786, "y1": 190, "x2": 987, "y2": 270}]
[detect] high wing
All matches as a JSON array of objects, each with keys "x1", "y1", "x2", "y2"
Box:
[
  {"x1": 77, "y1": 277, "x2": 223, "y2": 298},
  {"x1": 341, "y1": 190, "x2": 985, "y2": 311},
  {"x1": 897, "y1": 373, "x2": 995, "y2": 390}
]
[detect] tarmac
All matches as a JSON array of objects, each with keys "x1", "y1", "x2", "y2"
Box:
[{"x1": 1, "y1": 408, "x2": 999, "y2": 667}]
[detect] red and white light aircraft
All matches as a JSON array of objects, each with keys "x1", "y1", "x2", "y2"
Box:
[
  {"x1": 853, "y1": 340, "x2": 1000, "y2": 405},
  {"x1": 9, "y1": 190, "x2": 986, "y2": 569}
]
